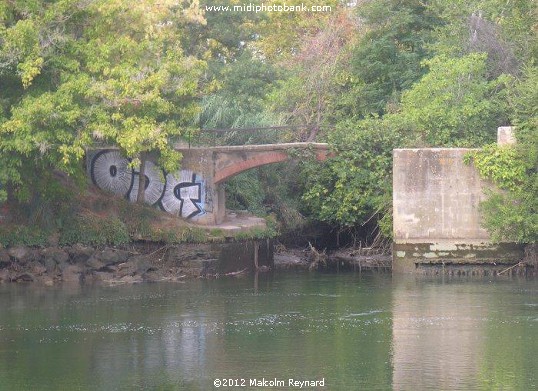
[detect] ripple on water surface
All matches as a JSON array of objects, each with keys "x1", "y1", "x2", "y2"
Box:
[{"x1": 0, "y1": 274, "x2": 536, "y2": 391}]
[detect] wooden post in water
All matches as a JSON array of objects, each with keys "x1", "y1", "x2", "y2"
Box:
[{"x1": 253, "y1": 241, "x2": 259, "y2": 270}]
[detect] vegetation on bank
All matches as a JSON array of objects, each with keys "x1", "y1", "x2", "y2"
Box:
[
  {"x1": 0, "y1": 0, "x2": 536, "y2": 247},
  {"x1": 465, "y1": 66, "x2": 538, "y2": 243},
  {"x1": 0, "y1": 184, "x2": 277, "y2": 248}
]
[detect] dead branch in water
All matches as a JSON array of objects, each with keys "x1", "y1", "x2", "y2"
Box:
[
  {"x1": 498, "y1": 262, "x2": 524, "y2": 275},
  {"x1": 308, "y1": 242, "x2": 327, "y2": 271},
  {"x1": 201, "y1": 268, "x2": 248, "y2": 279},
  {"x1": 225, "y1": 268, "x2": 248, "y2": 276}
]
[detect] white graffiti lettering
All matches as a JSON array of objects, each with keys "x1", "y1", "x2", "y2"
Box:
[{"x1": 89, "y1": 150, "x2": 205, "y2": 219}]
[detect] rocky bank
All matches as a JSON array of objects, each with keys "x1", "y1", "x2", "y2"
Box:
[{"x1": 0, "y1": 241, "x2": 273, "y2": 285}]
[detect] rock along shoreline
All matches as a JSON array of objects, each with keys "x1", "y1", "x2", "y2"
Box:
[{"x1": 0, "y1": 240, "x2": 274, "y2": 285}]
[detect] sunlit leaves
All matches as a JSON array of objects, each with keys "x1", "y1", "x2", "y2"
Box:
[
  {"x1": 399, "y1": 53, "x2": 511, "y2": 147},
  {"x1": 469, "y1": 65, "x2": 538, "y2": 243},
  {"x1": 467, "y1": 144, "x2": 526, "y2": 192},
  {"x1": 0, "y1": 0, "x2": 206, "y2": 202},
  {"x1": 0, "y1": 19, "x2": 43, "y2": 87}
]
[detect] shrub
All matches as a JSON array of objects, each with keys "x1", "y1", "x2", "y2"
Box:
[{"x1": 59, "y1": 214, "x2": 130, "y2": 246}]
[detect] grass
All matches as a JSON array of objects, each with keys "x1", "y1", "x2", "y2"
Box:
[{"x1": 0, "y1": 185, "x2": 274, "y2": 248}]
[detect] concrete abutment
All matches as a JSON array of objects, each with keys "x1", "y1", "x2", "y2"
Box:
[{"x1": 392, "y1": 127, "x2": 526, "y2": 274}]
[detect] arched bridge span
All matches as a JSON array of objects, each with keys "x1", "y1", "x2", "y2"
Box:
[
  {"x1": 177, "y1": 143, "x2": 330, "y2": 224},
  {"x1": 205, "y1": 143, "x2": 330, "y2": 184},
  {"x1": 87, "y1": 143, "x2": 330, "y2": 225}
]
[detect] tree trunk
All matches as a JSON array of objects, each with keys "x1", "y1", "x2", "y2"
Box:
[{"x1": 136, "y1": 152, "x2": 147, "y2": 204}]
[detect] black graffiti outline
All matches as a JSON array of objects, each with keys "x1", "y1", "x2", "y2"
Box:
[
  {"x1": 91, "y1": 150, "x2": 204, "y2": 218},
  {"x1": 90, "y1": 149, "x2": 134, "y2": 197},
  {"x1": 170, "y1": 173, "x2": 202, "y2": 219}
]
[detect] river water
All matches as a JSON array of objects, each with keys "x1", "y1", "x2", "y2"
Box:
[{"x1": 0, "y1": 272, "x2": 536, "y2": 390}]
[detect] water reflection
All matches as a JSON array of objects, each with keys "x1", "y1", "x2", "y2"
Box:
[
  {"x1": 391, "y1": 277, "x2": 538, "y2": 391},
  {"x1": 392, "y1": 278, "x2": 488, "y2": 390},
  {"x1": 0, "y1": 274, "x2": 536, "y2": 390}
]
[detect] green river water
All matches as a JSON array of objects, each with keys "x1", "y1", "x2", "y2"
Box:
[{"x1": 0, "y1": 272, "x2": 536, "y2": 390}]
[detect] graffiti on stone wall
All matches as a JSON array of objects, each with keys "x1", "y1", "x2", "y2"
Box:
[
  {"x1": 161, "y1": 171, "x2": 202, "y2": 218},
  {"x1": 89, "y1": 150, "x2": 205, "y2": 219}
]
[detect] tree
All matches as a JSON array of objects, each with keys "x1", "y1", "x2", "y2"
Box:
[
  {"x1": 254, "y1": 0, "x2": 339, "y2": 62},
  {"x1": 398, "y1": 53, "x2": 511, "y2": 147},
  {"x1": 301, "y1": 116, "x2": 403, "y2": 238},
  {"x1": 269, "y1": 10, "x2": 357, "y2": 141},
  {"x1": 343, "y1": 0, "x2": 442, "y2": 118},
  {"x1": 0, "y1": 0, "x2": 205, "y2": 204},
  {"x1": 468, "y1": 65, "x2": 537, "y2": 243},
  {"x1": 196, "y1": 49, "x2": 282, "y2": 156},
  {"x1": 430, "y1": 0, "x2": 537, "y2": 76}
]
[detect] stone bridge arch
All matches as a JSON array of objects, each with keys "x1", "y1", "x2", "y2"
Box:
[
  {"x1": 211, "y1": 143, "x2": 330, "y2": 184},
  {"x1": 87, "y1": 143, "x2": 330, "y2": 226},
  {"x1": 177, "y1": 143, "x2": 330, "y2": 224}
]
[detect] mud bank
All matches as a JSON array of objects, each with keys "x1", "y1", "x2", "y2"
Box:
[{"x1": 275, "y1": 248, "x2": 391, "y2": 272}]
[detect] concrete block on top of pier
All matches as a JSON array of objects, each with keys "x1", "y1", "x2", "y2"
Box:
[{"x1": 497, "y1": 126, "x2": 516, "y2": 145}]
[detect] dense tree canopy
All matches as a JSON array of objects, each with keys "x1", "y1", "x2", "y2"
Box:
[
  {"x1": 0, "y1": 0, "x2": 205, "y2": 203},
  {"x1": 1, "y1": 0, "x2": 536, "y2": 244}
]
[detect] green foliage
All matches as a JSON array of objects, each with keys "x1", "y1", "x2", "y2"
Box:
[
  {"x1": 196, "y1": 50, "x2": 283, "y2": 220},
  {"x1": 180, "y1": 227, "x2": 209, "y2": 243},
  {"x1": 466, "y1": 144, "x2": 537, "y2": 243},
  {"x1": 225, "y1": 171, "x2": 267, "y2": 215},
  {"x1": 218, "y1": 52, "x2": 279, "y2": 114},
  {"x1": 254, "y1": 0, "x2": 339, "y2": 61},
  {"x1": 59, "y1": 214, "x2": 130, "y2": 246},
  {"x1": 315, "y1": 0, "x2": 530, "y2": 241},
  {"x1": 465, "y1": 145, "x2": 526, "y2": 191},
  {"x1": 0, "y1": 225, "x2": 49, "y2": 247},
  {"x1": 399, "y1": 53, "x2": 511, "y2": 147},
  {"x1": 0, "y1": 18, "x2": 42, "y2": 88},
  {"x1": 479, "y1": 190, "x2": 537, "y2": 243},
  {"x1": 119, "y1": 202, "x2": 158, "y2": 239},
  {"x1": 467, "y1": 65, "x2": 537, "y2": 243},
  {"x1": 430, "y1": 0, "x2": 537, "y2": 73},
  {"x1": 1, "y1": 0, "x2": 536, "y2": 248},
  {"x1": 345, "y1": 0, "x2": 441, "y2": 117},
  {"x1": 511, "y1": 65, "x2": 538, "y2": 168},
  {"x1": 302, "y1": 117, "x2": 403, "y2": 234},
  {"x1": 0, "y1": 0, "x2": 205, "y2": 204},
  {"x1": 233, "y1": 221, "x2": 278, "y2": 241},
  {"x1": 198, "y1": 51, "x2": 280, "y2": 145},
  {"x1": 179, "y1": 0, "x2": 262, "y2": 62}
]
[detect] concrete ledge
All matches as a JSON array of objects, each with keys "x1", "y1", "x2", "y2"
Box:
[
  {"x1": 497, "y1": 126, "x2": 516, "y2": 145},
  {"x1": 393, "y1": 241, "x2": 525, "y2": 273}
]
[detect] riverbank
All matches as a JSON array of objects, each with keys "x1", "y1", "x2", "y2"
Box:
[
  {"x1": 274, "y1": 247, "x2": 391, "y2": 272},
  {"x1": 0, "y1": 241, "x2": 392, "y2": 285},
  {"x1": 3, "y1": 241, "x2": 535, "y2": 285},
  {"x1": 274, "y1": 244, "x2": 536, "y2": 276},
  {"x1": 0, "y1": 182, "x2": 276, "y2": 249},
  {"x1": 0, "y1": 240, "x2": 274, "y2": 285}
]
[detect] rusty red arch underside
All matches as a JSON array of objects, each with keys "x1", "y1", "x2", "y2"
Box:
[{"x1": 214, "y1": 150, "x2": 328, "y2": 184}]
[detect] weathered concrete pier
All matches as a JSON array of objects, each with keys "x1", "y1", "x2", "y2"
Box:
[{"x1": 392, "y1": 127, "x2": 525, "y2": 273}]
